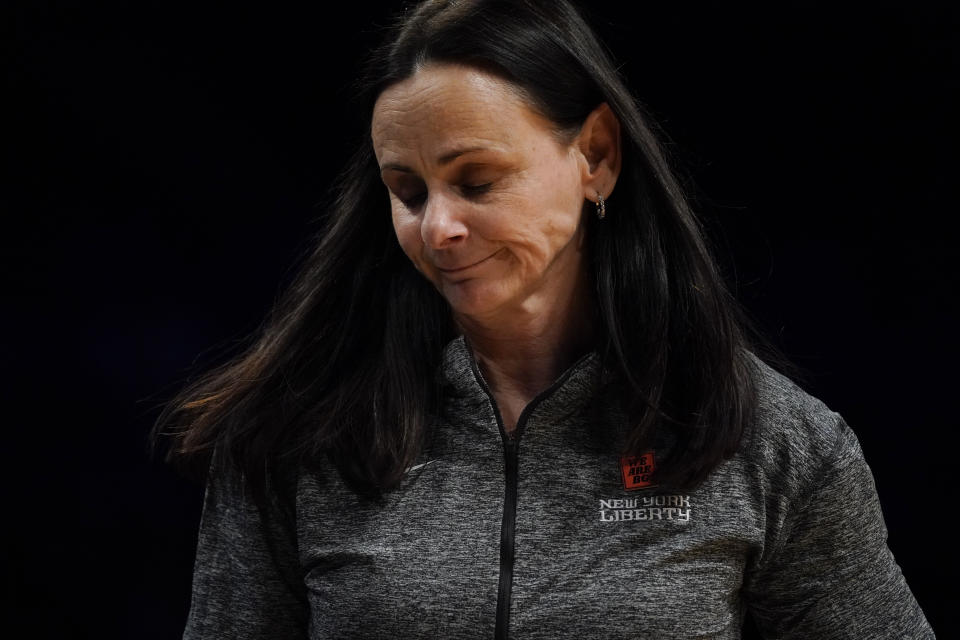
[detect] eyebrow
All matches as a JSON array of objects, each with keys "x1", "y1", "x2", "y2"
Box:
[{"x1": 379, "y1": 146, "x2": 491, "y2": 173}]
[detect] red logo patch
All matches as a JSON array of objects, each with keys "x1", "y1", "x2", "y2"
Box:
[{"x1": 620, "y1": 451, "x2": 657, "y2": 491}]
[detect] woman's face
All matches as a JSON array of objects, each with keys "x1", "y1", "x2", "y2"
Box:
[{"x1": 371, "y1": 63, "x2": 592, "y2": 322}]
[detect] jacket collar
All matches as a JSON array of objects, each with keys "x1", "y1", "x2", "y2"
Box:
[{"x1": 440, "y1": 335, "x2": 602, "y2": 422}]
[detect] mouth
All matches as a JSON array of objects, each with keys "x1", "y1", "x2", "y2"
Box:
[{"x1": 436, "y1": 250, "x2": 500, "y2": 274}]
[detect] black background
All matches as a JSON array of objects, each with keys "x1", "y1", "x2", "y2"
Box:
[{"x1": 4, "y1": 1, "x2": 957, "y2": 637}]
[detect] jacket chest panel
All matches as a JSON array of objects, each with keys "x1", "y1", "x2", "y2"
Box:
[
  {"x1": 298, "y1": 456, "x2": 505, "y2": 639},
  {"x1": 504, "y1": 434, "x2": 754, "y2": 638},
  {"x1": 507, "y1": 515, "x2": 749, "y2": 638}
]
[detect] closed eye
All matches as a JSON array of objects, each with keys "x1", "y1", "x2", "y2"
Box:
[
  {"x1": 400, "y1": 193, "x2": 427, "y2": 208},
  {"x1": 392, "y1": 182, "x2": 492, "y2": 209},
  {"x1": 461, "y1": 183, "x2": 493, "y2": 198}
]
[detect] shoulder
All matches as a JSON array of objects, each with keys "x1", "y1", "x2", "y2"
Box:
[
  {"x1": 740, "y1": 354, "x2": 864, "y2": 502},
  {"x1": 736, "y1": 357, "x2": 934, "y2": 637}
]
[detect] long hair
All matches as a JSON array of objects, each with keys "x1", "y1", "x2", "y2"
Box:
[{"x1": 153, "y1": 0, "x2": 762, "y2": 497}]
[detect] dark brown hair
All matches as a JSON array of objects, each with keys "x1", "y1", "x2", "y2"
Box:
[{"x1": 153, "y1": 0, "x2": 762, "y2": 497}]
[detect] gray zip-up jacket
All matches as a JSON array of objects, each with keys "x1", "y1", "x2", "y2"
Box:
[{"x1": 183, "y1": 336, "x2": 934, "y2": 638}]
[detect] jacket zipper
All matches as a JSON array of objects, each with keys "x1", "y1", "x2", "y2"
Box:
[{"x1": 467, "y1": 350, "x2": 589, "y2": 640}]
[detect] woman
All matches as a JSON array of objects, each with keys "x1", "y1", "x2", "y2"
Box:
[{"x1": 156, "y1": 0, "x2": 934, "y2": 637}]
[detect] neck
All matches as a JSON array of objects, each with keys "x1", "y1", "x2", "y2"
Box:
[{"x1": 455, "y1": 266, "x2": 596, "y2": 427}]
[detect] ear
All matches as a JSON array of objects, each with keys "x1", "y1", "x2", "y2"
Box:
[{"x1": 575, "y1": 102, "x2": 622, "y2": 202}]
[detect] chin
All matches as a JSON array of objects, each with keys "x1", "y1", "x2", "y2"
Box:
[{"x1": 439, "y1": 279, "x2": 513, "y2": 320}]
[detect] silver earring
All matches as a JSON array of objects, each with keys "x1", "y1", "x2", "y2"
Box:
[{"x1": 595, "y1": 191, "x2": 606, "y2": 220}]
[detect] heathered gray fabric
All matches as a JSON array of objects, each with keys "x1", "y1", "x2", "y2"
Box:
[{"x1": 183, "y1": 336, "x2": 934, "y2": 639}]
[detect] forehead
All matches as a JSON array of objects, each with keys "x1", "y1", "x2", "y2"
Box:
[{"x1": 371, "y1": 63, "x2": 553, "y2": 161}]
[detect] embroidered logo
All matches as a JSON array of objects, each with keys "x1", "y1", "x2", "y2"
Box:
[
  {"x1": 620, "y1": 451, "x2": 657, "y2": 490},
  {"x1": 599, "y1": 495, "x2": 692, "y2": 522}
]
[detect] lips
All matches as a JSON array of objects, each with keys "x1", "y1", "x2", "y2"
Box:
[{"x1": 435, "y1": 249, "x2": 500, "y2": 274}]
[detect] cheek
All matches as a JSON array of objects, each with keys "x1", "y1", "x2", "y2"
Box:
[
  {"x1": 391, "y1": 209, "x2": 422, "y2": 259},
  {"x1": 392, "y1": 210, "x2": 439, "y2": 281},
  {"x1": 557, "y1": 162, "x2": 586, "y2": 219},
  {"x1": 535, "y1": 164, "x2": 587, "y2": 243}
]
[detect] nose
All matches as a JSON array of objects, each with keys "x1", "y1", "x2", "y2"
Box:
[{"x1": 421, "y1": 191, "x2": 468, "y2": 249}]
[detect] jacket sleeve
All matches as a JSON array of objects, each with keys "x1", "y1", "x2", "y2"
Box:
[
  {"x1": 182, "y1": 457, "x2": 309, "y2": 639},
  {"x1": 743, "y1": 418, "x2": 935, "y2": 639}
]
